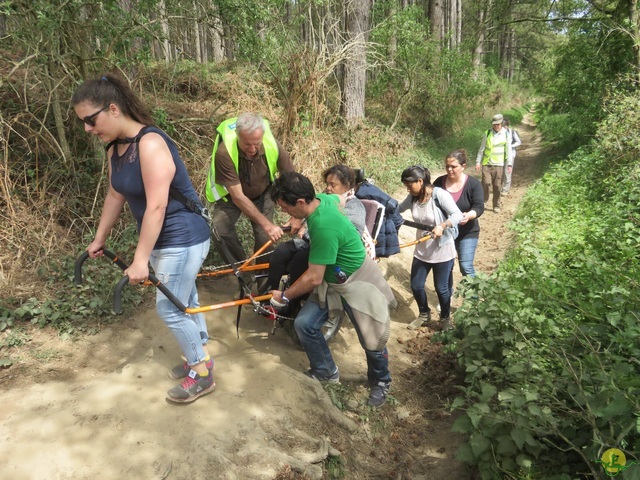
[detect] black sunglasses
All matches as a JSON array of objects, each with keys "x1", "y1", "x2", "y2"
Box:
[{"x1": 82, "y1": 104, "x2": 110, "y2": 127}]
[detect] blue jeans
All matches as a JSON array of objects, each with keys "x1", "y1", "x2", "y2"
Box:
[
  {"x1": 410, "y1": 256, "x2": 455, "y2": 318},
  {"x1": 455, "y1": 235, "x2": 478, "y2": 277},
  {"x1": 294, "y1": 297, "x2": 391, "y2": 386},
  {"x1": 150, "y1": 239, "x2": 210, "y2": 366}
]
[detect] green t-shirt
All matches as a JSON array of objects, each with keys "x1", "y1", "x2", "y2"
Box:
[{"x1": 307, "y1": 194, "x2": 366, "y2": 283}]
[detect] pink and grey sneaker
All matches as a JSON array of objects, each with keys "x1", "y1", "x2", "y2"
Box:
[
  {"x1": 168, "y1": 357, "x2": 214, "y2": 380},
  {"x1": 166, "y1": 369, "x2": 216, "y2": 404}
]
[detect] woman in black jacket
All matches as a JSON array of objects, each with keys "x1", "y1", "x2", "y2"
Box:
[{"x1": 433, "y1": 149, "x2": 484, "y2": 277}]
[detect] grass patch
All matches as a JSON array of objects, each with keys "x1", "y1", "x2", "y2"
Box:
[{"x1": 31, "y1": 348, "x2": 63, "y2": 362}]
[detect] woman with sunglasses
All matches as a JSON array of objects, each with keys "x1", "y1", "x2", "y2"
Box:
[
  {"x1": 399, "y1": 165, "x2": 462, "y2": 330},
  {"x1": 433, "y1": 149, "x2": 484, "y2": 279},
  {"x1": 72, "y1": 74, "x2": 213, "y2": 404}
]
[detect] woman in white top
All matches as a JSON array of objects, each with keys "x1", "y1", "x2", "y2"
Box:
[{"x1": 399, "y1": 165, "x2": 463, "y2": 330}]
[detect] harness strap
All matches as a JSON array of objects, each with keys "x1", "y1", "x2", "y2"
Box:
[{"x1": 105, "y1": 127, "x2": 210, "y2": 223}]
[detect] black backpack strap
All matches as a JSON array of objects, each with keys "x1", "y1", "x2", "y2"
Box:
[
  {"x1": 104, "y1": 126, "x2": 154, "y2": 151},
  {"x1": 169, "y1": 187, "x2": 211, "y2": 223},
  {"x1": 105, "y1": 127, "x2": 211, "y2": 223}
]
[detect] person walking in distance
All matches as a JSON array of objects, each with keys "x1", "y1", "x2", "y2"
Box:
[
  {"x1": 475, "y1": 113, "x2": 513, "y2": 213},
  {"x1": 269, "y1": 172, "x2": 396, "y2": 407},
  {"x1": 72, "y1": 74, "x2": 214, "y2": 403},
  {"x1": 501, "y1": 117, "x2": 522, "y2": 195}
]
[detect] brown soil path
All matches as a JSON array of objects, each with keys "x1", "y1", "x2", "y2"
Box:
[{"x1": 0, "y1": 113, "x2": 544, "y2": 479}]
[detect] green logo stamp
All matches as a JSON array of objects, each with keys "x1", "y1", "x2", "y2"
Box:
[{"x1": 597, "y1": 448, "x2": 637, "y2": 477}]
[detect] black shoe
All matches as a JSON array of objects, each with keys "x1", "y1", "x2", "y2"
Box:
[
  {"x1": 304, "y1": 368, "x2": 340, "y2": 383},
  {"x1": 166, "y1": 370, "x2": 215, "y2": 404},
  {"x1": 368, "y1": 381, "x2": 391, "y2": 407}
]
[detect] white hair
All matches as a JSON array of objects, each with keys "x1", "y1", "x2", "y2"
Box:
[{"x1": 236, "y1": 113, "x2": 265, "y2": 135}]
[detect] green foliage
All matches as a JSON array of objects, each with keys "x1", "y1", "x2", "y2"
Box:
[
  {"x1": 535, "y1": 17, "x2": 637, "y2": 149},
  {"x1": 323, "y1": 382, "x2": 352, "y2": 411},
  {"x1": 0, "y1": 307, "x2": 13, "y2": 332},
  {"x1": 324, "y1": 454, "x2": 347, "y2": 479},
  {"x1": 152, "y1": 107, "x2": 177, "y2": 137},
  {"x1": 0, "y1": 226, "x2": 148, "y2": 337},
  {"x1": 0, "y1": 328, "x2": 29, "y2": 349},
  {"x1": 368, "y1": 3, "x2": 503, "y2": 136},
  {"x1": 451, "y1": 92, "x2": 640, "y2": 478}
]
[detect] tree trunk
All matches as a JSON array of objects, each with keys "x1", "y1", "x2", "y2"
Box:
[
  {"x1": 472, "y1": 0, "x2": 492, "y2": 78},
  {"x1": 631, "y1": 0, "x2": 640, "y2": 83},
  {"x1": 499, "y1": 27, "x2": 508, "y2": 77},
  {"x1": 207, "y1": 4, "x2": 225, "y2": 63},
  {"x1": 389, "y1": 3, "x2": 397, "y2": 67},
  {"x1": 341, "y1": 0, "x2": 371, "y2": 123},
  {"x1": 45, "y1": 58, "x2": 71, "y2": 166},
  {"x1": 158, "y1": 0, "x2": 171, "y2": 62},
  {"x1": 193, "y1": 0, "x2": 202, "y2": 63},
  {"x1": 224, "y1": 23, "x2": 236, "y2": 61},
  {"x1": 429, "y1": 0, "x2": 445, "y2": 44},
  {"x1": 508, "y1": 31, "x2": 516, "y2": 81},
  {"x1": 456, "y1": 0, "x2": 462, "y2": 48}
]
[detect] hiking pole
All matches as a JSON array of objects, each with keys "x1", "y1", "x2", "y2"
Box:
[
  {"x1": 399, "y1": 231, "x2": 435, "y2": 249},
  {"x1": 401, "y1": 219, "x2": 436, "y2": 231},
  {"x1": 75, "y1": 250, "x2": 130, "y2": 285},
  {"x1": 75, "y1": 248, "x2": 274, "y2": 314}
]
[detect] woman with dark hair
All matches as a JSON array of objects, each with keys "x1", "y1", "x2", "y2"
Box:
[
  {"x1": 399, "y1": 165, "x2": 463, "y2": 330},
  {"x1": 265, "y1": 164, "x2": 375, "y2": 296},
  {"x1": 323, "y1": 164, "x2": 376, "y2": 258},
  {"x1": 72, "y1": 74, "x2": 213, "y2": 404},
  {"x1": 433, "y1": 149, "x2": 484, "y2": 278}
]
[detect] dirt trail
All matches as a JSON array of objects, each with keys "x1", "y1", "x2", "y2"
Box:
[{"x1": 0, "y1": 114, "x2": 544, "y2": 480}]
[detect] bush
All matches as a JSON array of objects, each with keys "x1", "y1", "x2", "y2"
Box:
[{"x1": 450, "y1": 91, "x2": 640, "y2": 478}]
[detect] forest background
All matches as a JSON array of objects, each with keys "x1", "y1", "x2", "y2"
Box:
[{"x1": 0, "y1": 0, "x2": 639, "y2": 478}]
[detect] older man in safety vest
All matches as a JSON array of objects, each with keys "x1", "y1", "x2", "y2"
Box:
[
  {"x1": 206, "y1": 113, "x2": 297, "y2": 276},
  {"x1": 475, "y1": 113, "x2": 513, "y2": 213}
]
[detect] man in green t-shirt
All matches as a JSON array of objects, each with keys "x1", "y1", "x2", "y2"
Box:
[{"x1": 269, "y1": 172, "x2": 395, "y2": 407}]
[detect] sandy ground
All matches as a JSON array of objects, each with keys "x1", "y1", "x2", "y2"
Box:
[{"x1": 0, "y1": 114, "x2": 544, "y2": 480}]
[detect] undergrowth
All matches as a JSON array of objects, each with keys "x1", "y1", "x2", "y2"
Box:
[{"x1": 448, "y1": 91, "x2": 640, "y2": 478}]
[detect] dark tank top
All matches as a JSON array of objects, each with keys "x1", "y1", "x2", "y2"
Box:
[{"x1": 109, "y1": 126, "x2": 209, "y2": 249}]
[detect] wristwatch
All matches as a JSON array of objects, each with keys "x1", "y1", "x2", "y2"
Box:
[{"x1": 281, "y1": 292, "x2": 290, "y2": 304}]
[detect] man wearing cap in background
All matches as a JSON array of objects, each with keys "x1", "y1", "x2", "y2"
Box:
[{"x1": 475, "y1": 113, "x2": 513, "y2": 213}]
